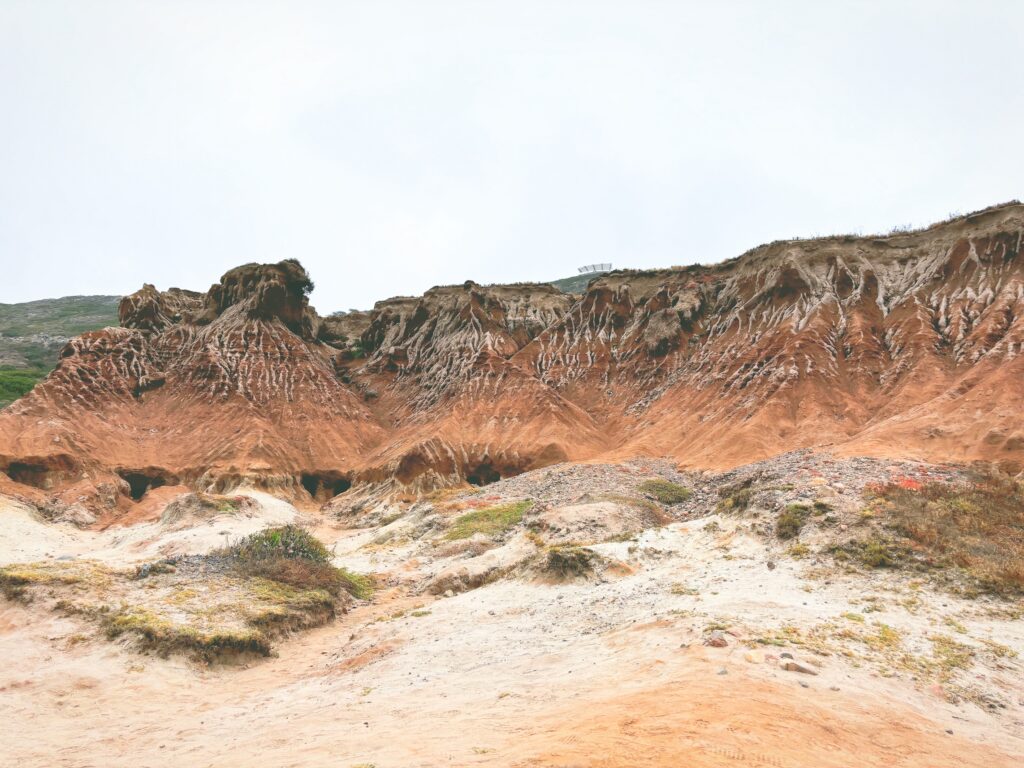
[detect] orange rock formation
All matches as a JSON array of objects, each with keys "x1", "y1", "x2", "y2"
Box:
[{"x1": 2, "y1": 203, "x2": 1023, "y2": 514}]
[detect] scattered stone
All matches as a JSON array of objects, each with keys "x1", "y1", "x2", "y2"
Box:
[
  {"x1": 780, "y1": 660, "x2": 819, "y2": 675},
  {"x1": 744, "y1": 650, "x2": 764, "y2": 664},
  {"x1": 704, "y1": 630, "x2": 728, "y2": 648}
]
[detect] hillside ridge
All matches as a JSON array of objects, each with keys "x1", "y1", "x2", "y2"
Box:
[{"x1": 1, "y1": 201, "x2": 1023, "y2": 517}]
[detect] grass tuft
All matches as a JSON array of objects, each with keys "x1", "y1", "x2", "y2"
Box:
[
  {"x1": 638, "y1": 479, "x2": 692, "y2": 505},
  {"x1": 220, "y1": 525, "x2": 372, "y2": 600},
  {"x1": 776, "y1": 504, "x2": 810, "y2": 540},
  {"x1": 445, "y1": 500, "x2": 531, "y2": 540}
]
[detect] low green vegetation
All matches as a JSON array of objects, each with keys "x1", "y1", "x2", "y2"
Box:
[
  {"x1": 0, "y1": 296, "x2": 120, "y2": 402},
  {"x1": 224, "y1": 525, "x2": 331, "y2": 562},
  {"x1": 638, "y1": 479, "x2": 691, "y2": 505},
  {"x1": 0, "y1": 295, "x2": 120, "y2": 337},
  {"x1": 0, "y1": 560, "x2": 109, "y2": 599},
  {"x1": 862, "y1": 472, "x2": 1024, "y2": 594},
  {"x1": 101, "y1": 606, "x2": 273, "y2": 660},
  {"x1": 544, "y1": 546, "x2": 596, "y2": 577},
  {"x1": 776, "y1": 503, "x2": 810, "y2": 540},
  {"x1": 445, "y1": 500, "x2": 531, "y2": 540},
  {"x1": 2, "y1": 527, "x2": 372, "y2": 662},
  {"x1": 548, "y1": 271, "x2": 609, "y2": 294},
  {"x1": 716, "y1": 481, "x2": 754, "y2": 513},
  {"x1": 787, "y1": 542, "x2": 810, "y2": 558},
  {"x1": 0, "y1": 367, "x2": 45, "y2": 407},
  {"x1": 928, "y1": 634, "x2": 975, "y2": 678},
  {"x1": 220, "y1": 525, "x2": 372, "y2": 599},
  {"x1": 832, "y1": 536, "x2": 911, "y2": 569}
]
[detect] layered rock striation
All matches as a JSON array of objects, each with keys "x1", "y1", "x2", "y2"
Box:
[{"x1": 2, "y1": 203, "x2": 1023, "y2": 514}]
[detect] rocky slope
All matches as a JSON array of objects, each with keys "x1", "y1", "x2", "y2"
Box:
[{"x1": 1, "y1": 203, "x2": 1023, "y2": 516}]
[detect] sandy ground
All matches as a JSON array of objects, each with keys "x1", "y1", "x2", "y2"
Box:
[
  {"x1": 0, "y1": 490, "x2": 299, "y2": 567},
  {"x1": 2, "y1": 478, "x2": 1023, "y2": 767}
]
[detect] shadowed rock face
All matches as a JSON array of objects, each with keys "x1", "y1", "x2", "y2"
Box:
[{"x1": 2, "y1": 204, "x2": 1024, "y2": 515}]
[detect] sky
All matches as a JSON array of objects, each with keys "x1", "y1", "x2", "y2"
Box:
[{"x1": 1, "y1": 1, "x2": 1022, "y2": 313}]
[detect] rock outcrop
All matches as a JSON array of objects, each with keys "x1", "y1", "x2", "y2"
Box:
[{"x1": 2, "y1": 203, "x2": 1023, "y2": 514}]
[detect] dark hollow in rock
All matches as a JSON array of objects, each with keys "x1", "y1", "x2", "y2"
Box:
[
  {"x1": 300, "y1": 471, "x2": 352, "y2": 502},
  {"x1": 466, "y1": 463, "x2": 502, "y2": 487},
  {"x1": 116, "y1": 467, "x2": 177, "y2": 502}
]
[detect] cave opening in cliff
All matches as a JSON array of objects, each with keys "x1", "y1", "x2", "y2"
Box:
[
  {"x1": 300, "y1": 472, "x2": 352, "y2": 501},
  {"x1": 5, "y1": 462, "x2": 52, "y2": 489},
  {"x1": 3, "y1": 455, "x2": 79, "y2": 489},
  {"x1": 116, "y1": 469, "x2": 173, "y2": 501},
  {"x1": 466, "y1": 462, "x2": 502, "y2": 487}
]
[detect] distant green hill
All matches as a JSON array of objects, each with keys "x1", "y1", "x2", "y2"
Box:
[
  {"x1": 0, "y1": 295, "x2": 121, "y2": 338},
  {"x1": 0, "y1": 295, "x2": 120, "y2": 407},
  {"x1": 549, "y1": 270, "x2": 609, "y2": 294}
]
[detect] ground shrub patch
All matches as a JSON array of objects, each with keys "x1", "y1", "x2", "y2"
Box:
[
  {"x1": 222, "y1": 525, "x2": 331, "y2": 563},
  {"x1": 445, "y1": 500, "x2": 531, "y2": 540},
  {"x1": 638, "y1": 479, "x2": 692, "y2": 505},
  {"x1": 716, "y1": 479, "x2": 755, "y2": 512},
  {"x1": 865, "y1": 472, "x2": 1024, "y2": 594},
  {"x1": 545, "y1": 546, "x2": 596, "y2": 577},
  {"x1": 0, "y1": 367, "x2": 45, "y2": 407},
  {"x1": 776, "y1": 504, "x2": 810, "y2": 540},
  {"x1": 221, "y1": 525, "x2": 372, "y2": 599}
]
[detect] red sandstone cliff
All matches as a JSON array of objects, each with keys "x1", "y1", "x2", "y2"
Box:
[{"x1": 2, "y1": 203, "x2": 1022, "y2": 514}]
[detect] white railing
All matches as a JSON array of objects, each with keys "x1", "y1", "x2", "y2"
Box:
[{"x1": 577, "y1": 263, "x2": 612, "y2": 274}]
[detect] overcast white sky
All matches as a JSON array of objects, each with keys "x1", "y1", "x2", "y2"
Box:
[{"x1": 1, "y1": 1, "x2": 1022, "y2": 312}]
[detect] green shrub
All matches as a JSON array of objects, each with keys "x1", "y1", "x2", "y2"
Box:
[
  {"x1": 830, "y1": 537, "x2": 912, "y2": 569},
  {"x1": 220, "y1": 526, "x2": 373, "y2": 600},
  {"x1": 445, "y1": 500, "x2": 531, "y2": 540},
  {"x1": 223, "y1": 525, "x2": 331, "y2": 563},
  {"x1": 239, "y1": 558, "x2": 371, "y2": 598},
  {"x1": 860, "y1": 540, "x2": 899, "y2": 568},
  {"x1": 545, "y1": 546, "x2": 596, "y2": 577},
  {"x1": 716, "y1": 482, "x2": 754, "y2": 513},
  {"x1": 638, "y1": 479, "x2": 692, "y2": 505},
  {"x1": 776, "y1": 504, "x2": 810, "y2": 540}
]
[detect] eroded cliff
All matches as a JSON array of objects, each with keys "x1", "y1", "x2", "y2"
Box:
[{"x1": 2, "y1": 202, "x2": 1022, "y2": 515}]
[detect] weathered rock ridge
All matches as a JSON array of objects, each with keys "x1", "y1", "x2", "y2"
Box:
[{"x1": 2, "y1": 203, "x2": 1023, "y2": 514}]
